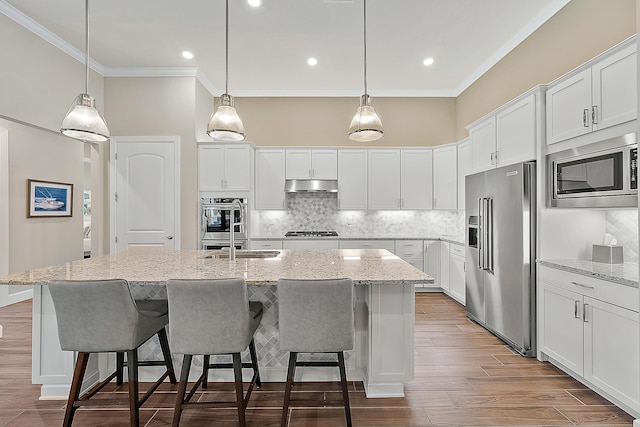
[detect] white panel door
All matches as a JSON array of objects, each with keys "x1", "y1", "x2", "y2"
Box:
[
  {"x1": 401, "y1": 149, "x2": 432, "y2": 210},
  {"x1": 311, "y1": 149, "x2": 338, "y2": 179},
  {"x1": 198, "y1": 145, "x2": 224, "y2": 191},
  {"x1": 546, "y1": 68, "x2": 592, "y2": 144},
  {"x1": 112, "y1": 137, "x2": 178, "y2": 252},
  {"x1": 338, "y1": 150, "x2": 367, "y2": 210},
  {"x1": 255, "y1": 149, "x2": 285, "y2": 209},
  {"x1": 285, "y1": 149, "x2": 312, "y2": 179},
  {"x1": 439, "y1": 241, "x2": 450, "y2": 292},
  {"x1": 457, "y1": 139, "x2": 471, "y2": 210},
  {"x1": 433, "y1": 146, "x2": 457, "y2": 210},
  {"x1": 495, "y1": 93, "x2": 536, "y2": 166},
  {"x1": 223, "y1": 145, "x2": 251, "y2": 191},
  {"x1": 368, "y1": 150, "x2": 400, "y2": 210},
  {"x1": 469, "y1": 116, "x2": 496, "y2": 173}
]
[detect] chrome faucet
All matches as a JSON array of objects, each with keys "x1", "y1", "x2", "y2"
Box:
[{"x1": 228, "y1": 198, "x2": 243, "y2": 261}]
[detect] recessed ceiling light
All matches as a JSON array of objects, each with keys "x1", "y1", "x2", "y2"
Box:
[
  {"x1": 307, "y1": 57, "x2": 318, "y2": 66},
  {"x1": 423, "y1": 57, "x2": 434, "y2": 66},
  {"x1": 248, "y1": 0, "x2": 261, "y2": 7},
  {"x1": 181, "y1": 50, "x2": 194, "y2": 59}
]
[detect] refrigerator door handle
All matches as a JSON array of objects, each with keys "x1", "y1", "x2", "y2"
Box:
[
  {"x1": 478, "y1": 198, "x2": 483, "y2": 269},
  {"x1": 487, "y1": 197, "x2": 494, "y2": 272}
]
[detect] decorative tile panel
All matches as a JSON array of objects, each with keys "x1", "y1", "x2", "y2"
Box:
[{"x1": 605, "y1": 210, "x2": 638, "y2": 264}]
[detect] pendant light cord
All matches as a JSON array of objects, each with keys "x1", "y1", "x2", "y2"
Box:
[
  {"x1": 84, "y1": 0, "x2": 89, "y2": 95},
  {"x1": 363, "y1": 0, "x2": 367, "y2": 96},
  {"x1": 225, "y1": 0, "x2": 229, "y2": 94}
]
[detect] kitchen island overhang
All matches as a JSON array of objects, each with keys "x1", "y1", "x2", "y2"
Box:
[{"x1": 1, "y1": 247, "x2": 433, "y2": 400}]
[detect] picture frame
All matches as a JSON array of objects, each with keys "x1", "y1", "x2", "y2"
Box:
[{"x1": 27, "y1": 179, "x2": 73, "y2": 218}]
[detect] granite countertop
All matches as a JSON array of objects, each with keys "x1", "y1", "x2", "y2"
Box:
[
  {"x1": 253, "y1": 235, "x2": 465, "y2": 245},
  {"x1": 0, "y1": 247, "x2": 433, "y2": 287},
  {"x1": 537, "y1": 259, "x2": 639, "y2": 288}
]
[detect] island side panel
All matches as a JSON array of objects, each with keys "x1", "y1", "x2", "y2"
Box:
[{"x1": 363, "y1": 283, "x2": 415, "y2": 397}]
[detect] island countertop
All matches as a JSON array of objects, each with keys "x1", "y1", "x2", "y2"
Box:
[{"x1": 1, "y1": 247, "x2": 433, "y2": 287}]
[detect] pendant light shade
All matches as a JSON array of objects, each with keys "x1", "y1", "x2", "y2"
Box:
[
  {"x1": 60, "y1": 0, "x2": 109, "y2": 142},
  {"x1": 349, "y1": 0, "x2": 383, "y2": 142},
  {"x1": 207, "y1": 0, "x2": 245, "y2": 141}
]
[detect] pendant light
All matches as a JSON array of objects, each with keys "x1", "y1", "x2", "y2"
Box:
[
  {"x1": 348, "y1": 0, "x2": 383, "y2": 142},
  {"x1": 207, "y1": 0, "x2": 245, "y2": 141},
  {"x1": 60, "y1": 0, "x2": 110, "y2": 143}
]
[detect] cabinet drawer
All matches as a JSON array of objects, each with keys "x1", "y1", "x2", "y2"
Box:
[
  {"x1": 538, "y1": 265, "x2": 638, "y2": 312},
  {"x1": 395, "y1": 240, "x2": 423, "y2": 257},
  {"x1": 339, "y1": 240, "x2": 395, "y2": 252},
  {"x1": 250, "y1": 240, "x2": 283, "y2": 250},
  {"x1": 450, "y1": 243, "x2": 465, "y2": 258}
]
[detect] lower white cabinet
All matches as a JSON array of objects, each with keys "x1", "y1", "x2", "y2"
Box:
[
  {"x1": 394, "y1": 240, "x2": 424, "y2": 270},
  {"x1": 283, "y1": 240, "x2": 339, "y2": 251},
  {"x1": 422, "y1": 240, "x2": 440, "y2": 290},
  {"x1": 448, "y1": 243, "x2": 465, "y2": 304},
  {"x1": 439, "y1": 242, "x2": 450, "y2": 293},
  {"x1": 338, "y1": 240, "x2": 395, "y2": 252},
  {"x1": 538, "y1": 265, "x2": 640, "y2": 414},
  {"x1": 250, "y1": 240, "x2": 283, "y2": 250}
]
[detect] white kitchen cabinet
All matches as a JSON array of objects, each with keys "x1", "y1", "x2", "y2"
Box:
[
  {"x1": 439, "y1": 241, "x2": 450, "y2": 292},
  {"x1": 285, "y1": 149, "x2": 337, "y2": 179},
  {"x1": 422, "y1": 240, "x2": 440, "y2": 290},
  {"x1": 457, "y1": 139, "x2": 471, "y2": 210},
  {"x1": 394, "y1": 240, "x2": 423, "y2": 271},
  {"x1": 546, "y1": 41, "x2": 637, "y2": 144},
  {"x1": 448, "y1": 243, "x2": 465, "y2": 304},
  {"x1": 401, "y1": 149, "x2": 433, "y2": 210},
  {"x1": 249, "y1": 240, "x2": 283, "y2": 250},
  {"x1": 283, "y1": 239, "x2": 339, "y2": 251},
  {"x1": 432, "y1": 145, "x2": 457, "y2": 210},
  {"x1": 337, "y1": 150, "x2": 367, "y2": 210},
  {"x1": 255, "y1": 149, "x2": 286, "y2": 210},
  {"x1": 468, "y1": 91, "x2": 538, "y2": 174},
  {"x1": 538, "y1": 265, "x2": 640, "y2": 413},
  {"x1": 368, "y1": 150, "x2": 401, "y2": 210},
  {"x1": 198, "y1": 144, "x2": 251, "y2": 191},
  {"x1": 339, "y1": 239, "x2": 395, "y2": 252}
]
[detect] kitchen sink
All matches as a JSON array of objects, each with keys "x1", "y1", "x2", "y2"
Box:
[{"x1": 204, "y1": 250, "x2": 281, "y2": 259}]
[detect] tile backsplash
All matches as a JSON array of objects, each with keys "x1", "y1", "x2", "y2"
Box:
[
  {"x1": 605, "y1": 210, "x2": 638, "y2": 264},
  {"x1": 253, "y1": 192, "x2": 465, "y2": 239}
]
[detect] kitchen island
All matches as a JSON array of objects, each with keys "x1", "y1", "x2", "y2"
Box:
[{"x1": 0, "y1": 247, "x2": 432, "y2": 400}]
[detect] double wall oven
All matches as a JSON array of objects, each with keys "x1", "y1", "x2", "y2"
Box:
[{"x1": 200, "y1": 198, "x2": 247, "y2": 250}]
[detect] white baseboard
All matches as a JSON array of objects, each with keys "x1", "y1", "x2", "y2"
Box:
[
  {"x1": 633, "y1": 419, "x2": 640, "y2": 427},
  {"x1": 0, "y1": 324, "x2": 3, "y2": 338}
]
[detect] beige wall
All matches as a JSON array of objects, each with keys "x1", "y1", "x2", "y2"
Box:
[
  {"x1": 456, "y1": 0, "x2": 636, "y2": 139},
  {"x1": 235, "y1": 97, "x2": 457, "y2": 147}
]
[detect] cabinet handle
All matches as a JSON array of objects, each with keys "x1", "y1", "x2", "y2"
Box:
[
  {"x1": 495, "y1": 151, "x2": 499, "y2": 164},
  {"x1": 583, "y1": 109, "x2": 590, "y2": 127},
  {"x1": 490, "y1": 152, "x2": 495, "y2": 165},
  {"x1": 574, "y1": 300, "x2": 580, "y2": 319},
  {"x1": 571, "y1": 281, "x2": 595, "y2": 290},
  {"x1": 591, "y1": 106, "x2": 598, "y2": 125},
  {"x1": 583, "y1": 303, "x2": 589, "y2": 323}
]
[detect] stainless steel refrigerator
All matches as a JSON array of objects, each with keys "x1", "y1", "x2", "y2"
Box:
[{"x1": 465, "y1": 161, "x2": 536, "y2": 357}]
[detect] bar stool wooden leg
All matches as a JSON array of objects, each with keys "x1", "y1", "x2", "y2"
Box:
[
  {"x1": 172, "y1": 354, "x2": 192, "y2": 427},
  {"x1": 62, "y1": 352, "x2": 90, "y2": 427},
  {"x1": 337, "y1": 351, "x2": 352, "y2": 427},
  {"x1": 280, "y1": 351, "x2": 297, "y2": 427},
  {"x1": 116, "y1": 352, "x2": 125, "y2": 386},
  {"x1": 202, "y1": 355, "x2": 210, "y2": 389},
  {"x1": 157, "y1": 328, "x2": 177, "y2": 384},
  {"x1": 127, "y1": 349, "x2": 140, "y2": 427},
  {"x1": 233, "y1": 353, "x2": 246, "y2": 427},
  {"x1": 248, "y1": 339, "x2": 262, "y2": 388}
]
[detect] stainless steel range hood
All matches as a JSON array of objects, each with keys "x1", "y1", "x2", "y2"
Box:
[{"x1": 285, "y1": 179, "x2": 338, "y2": 193}]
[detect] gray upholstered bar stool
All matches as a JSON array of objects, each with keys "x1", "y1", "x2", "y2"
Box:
[
  {"x1": 277, "y1": 278, "x2": 354, "y2": 427},
  {"x1": 48, "y1": 279, "x2": 177, "y2": 427},
  {"x1": 166, "y1": 278, "x2": 263, "y2": 427}
]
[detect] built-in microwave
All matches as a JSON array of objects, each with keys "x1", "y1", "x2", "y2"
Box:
[{"x1": 547, "y1": 133, "x2": 637, "y2": 208}]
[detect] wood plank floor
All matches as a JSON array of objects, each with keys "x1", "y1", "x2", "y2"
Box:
[{"x1": 0, "y1": 293, "x2": 635, "y2": 426}]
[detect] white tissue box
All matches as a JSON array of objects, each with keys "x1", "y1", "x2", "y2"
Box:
[{"x1": 592, "y1": 245, "x2": 623, "y2": 264}]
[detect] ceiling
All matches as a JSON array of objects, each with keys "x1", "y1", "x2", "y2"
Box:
[{"x1": 2, "y1": 0, "x2": 570, "y2": 97}]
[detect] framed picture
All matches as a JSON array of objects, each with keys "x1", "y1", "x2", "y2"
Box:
[{"x1": 27, "y1": 179, "x2": 73, "y2": 217}]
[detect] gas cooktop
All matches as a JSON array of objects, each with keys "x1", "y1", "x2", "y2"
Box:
[{"x1": 285, "y1": 230, "x2": 338, "y2": 237}]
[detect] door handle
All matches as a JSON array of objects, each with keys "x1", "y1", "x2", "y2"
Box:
[
  {"x1": 166, "y1": 235, "x2": 174, "y2": 240},
  {"x1": 574, "y1": 300, "x2": 580, "y2": 319},
  {"x1": 583, "y1": 303, "x2": 589, "y2": 323},
  {"x1": 591, "y1": 106, "x2": 598, "y2": 125},
  {"x1": 583, "y1": 109, "x2": 590, "y2": 127}
]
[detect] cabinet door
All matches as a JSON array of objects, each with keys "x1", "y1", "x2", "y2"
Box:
[
  {"x1": 401, "y1": 149, "x2": 433, "y2": 210},
  {"x1": 338, "y1": 150, "x2": 367, "y2": 210},
  {"x1": 592, "y1": 44, "x2": 637, "y2": 131},
  {"x1": 198, "y1": 145, "x2": 225, "y2": 191},
  {"x1": 433, "y1": 146, "x2": 457, "y2": 210},
  {"x1": 255, "y1": 149, "x2": 286, "y2": 210},
  {"x1": 583, "y1": 296, "x2": 640, "y2": 410},
  {"x1": 449, "y1": 254, "x2": 465, "y2": 305},
  {"x1": 311, "y1": 149, "x2": 338, "y2": 179},
  {"x1": 496, "y1": 94, "x2": 536, "y2": 167},
  {"x1": 538, "y1": 282, "x2": 584, "y2": 375},
  {"x1": 423, "y1": 240, "x2": 440, "y2": 288},
  {"x1": 439, "y1": 241, "x2": 450, "y2": 292},
  {"x1": 395, "y1": 240, "x2": 424, "y2": 270},
  {"x1": 368, "y1": 150, "x2": 401, "y2": 209},
  {"x1": 546, "y1": 68, "x2": 592, "y2": 144},
  {"x1": 223, "y1": 145, "x2": 251, "y2": 191},
  {"x1": 469, "y1": 116, "x2": 496, "y2": 173},
  {"x1": 285, "y1": 149, "x2": 312, "y2": 179},
  {"x1": 457, "y1": 140, "x2": 471, "y2": 210}
]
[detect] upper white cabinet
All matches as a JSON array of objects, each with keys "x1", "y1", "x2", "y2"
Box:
[
  {"x1": 401, "y1": 149, "x2": 433, "y2": 210},
  {"x1": 368, "y1": 150, "x2": 401, "y2": 209},
  {"x1": 338, "y1": 150, "x2": 367, "y2": 210},
  {"x1": 468, "y1": 90, "x2": 538, "y2": 174},
  {"x1": 457, "y1": 139, "x2": 471, "y2": 210},
  {"x1": 285, "y1": 149, "x2": 337, "y2": 179},
  {"x1": 432, "y1": 145, "x2": 457, "y2": 210},
  {"x1": 546, "y1": 41, "x2": 637, "y2": 145},
  {"x1": 198, "y1": 144, "x2": 251, "y2": 191},
  {"x1": 255, "y1": 149, "x2": 286, "y2": 210}
]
